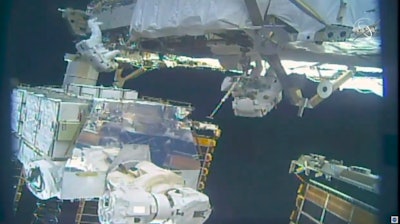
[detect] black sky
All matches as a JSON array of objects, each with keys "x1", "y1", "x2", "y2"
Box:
[{"x1": 5, "y1": 1, "x2": 386, "y2": 224}]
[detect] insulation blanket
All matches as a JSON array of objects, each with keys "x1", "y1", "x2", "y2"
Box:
[
  {"x1": 130, "y1": 0, "x2": 253, "y2": 39},
  {"x1": 130, "y1": 0, "x2": 378, "y2": 41}
]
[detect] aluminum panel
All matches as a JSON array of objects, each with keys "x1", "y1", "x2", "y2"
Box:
[
  {"x1": 22, "y1": 93, "x2": 42, "y2": 145},
  {"x1": 11, "y1": 90, "x2": 20, "y2": 133},
  {"x1": 35, "y1": 98, "x2": 59, "y2": 156},
  {"x1": 19, "y1": 102, "x2": 27, "y2": 135},
  {"x1": 11, "y1": 89, "x2": 26, "y2": 134}
]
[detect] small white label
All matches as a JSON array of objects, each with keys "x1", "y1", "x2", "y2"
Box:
[
  {"x1": 133, "y1": 206, "x2": 146, "y2": 214},
  {"x1": 391, "y1": 216, "x2": 399, "y2": 223}
]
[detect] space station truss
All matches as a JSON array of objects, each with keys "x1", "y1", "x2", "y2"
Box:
[
  {"x1": 11, "y1": 83, "x2": 221, "y2": 223},
  {"x1": 289, "y1": 154, "x2": 380, "y2": 224},
  {"x1": 290, "y1": 180, "x2": 379, "y2": 224}
]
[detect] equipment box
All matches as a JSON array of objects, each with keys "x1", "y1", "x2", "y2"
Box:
[
  {"x1": 66, "y1": 84, "x2": 81, "y2": 96},
  {"x1": 21, "y1": 93, "x2": 43, "y2": 146},
  {"x1": 50, "y1": 141, "x2": 75, "y2": 159},
  {"x1": 80, "y1": 85, "x2": 100, "y2": 98},
  {"x1": 60, "y1": 170, "x2": 107, "y2": 200},
  {"x1": 34, "y1": 97, "x2": 89, "y2": 159},
  {"x1": 67, "y1": 83, "x2": 139, "y2": 100},
  {"x1": 56, "y1": 121, "x2": 82, "y2": 141},
  {"x1": 35, "y1": 121, "x2": 82, "y2": 159},
  {"x1": 60, "y1": 148, "x2": 108, "y2": 200},
  {"x1": 123, "y1": 89, "x2": 139, "y2": 100},
  {"x1": 99, "y1": 87, "x2": 124, "y2": 100}
]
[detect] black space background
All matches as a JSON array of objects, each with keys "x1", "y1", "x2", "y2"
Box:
[{"x1": 1, "y1": 1, "x2": 397, "y2": 224}]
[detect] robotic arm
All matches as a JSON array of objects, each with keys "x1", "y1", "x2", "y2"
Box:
[{"x1": 113, "y1": 67, "x2": 147, "y2": 88}]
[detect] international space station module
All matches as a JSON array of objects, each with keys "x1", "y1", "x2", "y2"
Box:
[
  {"x1": 9, "y1": 0, "x2": 383, "y2": 223},
  {"x1": 11, "y1": 60, "x2": 221, "y2": 224}
]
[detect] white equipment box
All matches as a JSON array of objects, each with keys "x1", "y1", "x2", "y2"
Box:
[
  {"x1": 99, "y1": 87, "x2": 124, "y2": 100},
  {"x1": 60, "y1": 147, "x2": 109, "y2": 200},
  {"x1": 66, "y1": 83, "x2": 138, "y2": 100},
  {"x1": 35, "y1": 97, "x2": 89, "y2": 159},
  {"x1": 61, "y1": 169, "x2": 107, "y2": 200},
  {"x1": 18, "y1": 89, "x2": 90, "y2": 160},
  {"x1": 22, "y1": 92, "x2": 43, "y2": 146}
]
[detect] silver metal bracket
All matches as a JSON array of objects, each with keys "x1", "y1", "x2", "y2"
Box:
[{"x1": 290, "y1": 154, "x2": 381, "y2": 194}]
